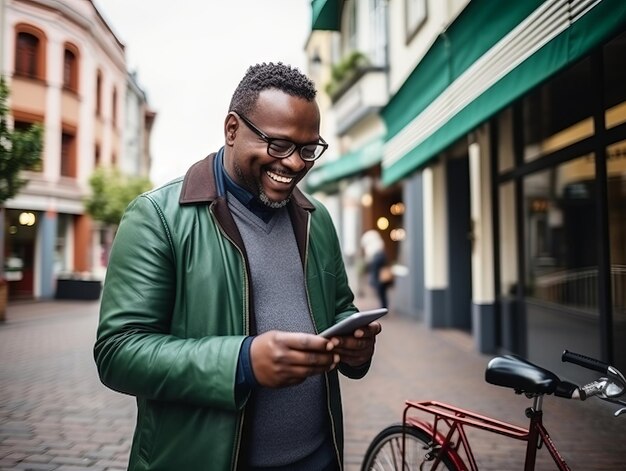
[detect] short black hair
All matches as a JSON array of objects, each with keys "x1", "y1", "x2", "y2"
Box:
[{"x1": 228, "y1": 62, "x2": 317, "y2": 116}]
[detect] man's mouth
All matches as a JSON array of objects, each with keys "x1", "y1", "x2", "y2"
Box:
[{"x1": 266, "y1": 170, "x2": 294, "y2": 184}]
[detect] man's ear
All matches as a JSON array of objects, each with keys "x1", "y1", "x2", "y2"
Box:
[{"x1": 224, "y1": 112, "x2": 239, "y2": 146}]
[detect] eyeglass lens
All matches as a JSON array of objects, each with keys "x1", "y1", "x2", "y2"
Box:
[{"x1": 268, "y1": 141, "x2": 325, "y2": 161}]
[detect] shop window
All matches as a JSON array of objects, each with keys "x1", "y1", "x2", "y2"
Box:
[
  {"x1": 523, "y1": 155, "x2": 598, "y2": 311},
  {"x1": 63, "y1": 43, "x2": 80, "y2": 92},
  {"x1": 14, "y1": 24, "x2": 47, "y2": 81},
  {"x1": 522, "y1": 58, "x2": 593, "y2": 162},
  {"x1": 61, "y1": 131, "x2": 77, "y2": 178},
  {"x1": 54, "y1": 214, "x2": 70, "y2": 275},
  {"x1": 5, "y1": 209, "x2": 38, "y2": 300},
  {"x1": 607, "y1": 141, "x2": 626, "y2": 373}
]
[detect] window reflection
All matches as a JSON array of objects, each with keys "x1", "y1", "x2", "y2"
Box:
[
  {"x1": 524, "y1": 155, "x2": 598, "y2": 311},
  {"x1": 607, "y1": 141, "x2": 626, "y2": 372}
]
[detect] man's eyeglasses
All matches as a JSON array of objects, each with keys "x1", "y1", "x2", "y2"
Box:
[{"x1": 236, "y1": 113, "x2": 328, "y2": 162}]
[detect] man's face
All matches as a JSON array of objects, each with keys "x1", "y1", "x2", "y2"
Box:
[{"x1": 224, "y1": 89, "x2": 321, "y2": 208}]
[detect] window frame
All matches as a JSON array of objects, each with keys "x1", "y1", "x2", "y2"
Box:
[
  {"x1": 60, "y1": 125, "x2": 78, "y2": 178},
  {"x1": 405, "y1": 0, "x2": 427, "y2": 44},
  {"x1": 62, "y1": 42, "x2": 80, "y2": 92},
  {"x1": 14, "y1": 23, "x2": 47, "y2": 81}
]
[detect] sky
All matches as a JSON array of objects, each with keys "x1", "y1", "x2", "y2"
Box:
[{"x1": 93, "y1": 0, "x2": 312, "y2": 187}]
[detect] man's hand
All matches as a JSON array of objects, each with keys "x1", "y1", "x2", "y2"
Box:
[
  {"x1": 250, "y1": 331, "x2": 339, "y2": 388},
  {"x1": 331, "y1": 321, "x2": 382, "y2": 368}
]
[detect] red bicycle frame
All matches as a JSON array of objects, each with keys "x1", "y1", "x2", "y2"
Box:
[{"x1": 402, "y1": 400, "x2": 571, "y2": 471}]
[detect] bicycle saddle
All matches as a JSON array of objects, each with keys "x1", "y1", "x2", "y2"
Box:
[{"x1": 485, "y1": 355, "x2": 560, "y2": 395}]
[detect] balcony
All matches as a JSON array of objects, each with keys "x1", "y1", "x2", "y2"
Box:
[{"x1": 325, "y1": 52, "x2": 388, "y2": 135}]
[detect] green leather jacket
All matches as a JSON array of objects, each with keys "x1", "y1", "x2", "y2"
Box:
[{"x1": 94, "y1": 154, "x2": 363, "y2": 470}]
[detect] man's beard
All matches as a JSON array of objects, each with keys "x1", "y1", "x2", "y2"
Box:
[
  {"x1": 233, "y1": 163, "x2": 291, "y2": 209},
  {"x1": 258, "y1": 184, "x2": 290, "y2": 209}
]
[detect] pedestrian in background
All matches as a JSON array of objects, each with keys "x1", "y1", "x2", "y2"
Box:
[
  {"x1": 361, "y1": 229, "x2": 391, "y2": 308},
  {"x1": 94, "y1": 62, "x2": 381, "y2": 471}
]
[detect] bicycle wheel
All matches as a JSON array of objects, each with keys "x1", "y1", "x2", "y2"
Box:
[{"x1": 361, "y1": 424, "x2": 458, "y2": 471}]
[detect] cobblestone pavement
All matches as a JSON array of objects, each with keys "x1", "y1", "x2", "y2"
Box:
[{"x1": 1, "y1": 299, "x2": 625, "y2": 470}]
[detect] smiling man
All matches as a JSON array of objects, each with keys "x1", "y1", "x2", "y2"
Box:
[{"x1": 94, "y1": 63, "x2": 381, "y2": 471}]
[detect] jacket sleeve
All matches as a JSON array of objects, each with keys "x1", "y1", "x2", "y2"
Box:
[{"x1": 93, "y1": 195, "x2": 247, "y2": 411}]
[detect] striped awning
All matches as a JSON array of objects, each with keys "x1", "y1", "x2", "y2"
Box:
[
  {"x1": 305, "y1": 138, "x2": 383, "y2": 193},
  {"x1": 311, "y1": 0, "x2": 343, "y2": 31},
  {"x1": 381, "y1": 0, "x2": 626, "y2": 186}
]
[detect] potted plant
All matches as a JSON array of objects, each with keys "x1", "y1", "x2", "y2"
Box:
[{"x1": 324, "y1": 50, "x2": 370, "y2": 100}]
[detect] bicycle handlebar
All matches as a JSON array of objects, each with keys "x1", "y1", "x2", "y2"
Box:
[{"x1": 562, "y1": 350, "x2": 610, "y2": 374}]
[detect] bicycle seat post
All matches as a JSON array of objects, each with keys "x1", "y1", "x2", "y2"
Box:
[
  {"x1": 523, "y1": 395, "x2": 545, "y2": 471},
  {"x1": 528, "y1": 395, "x2": 543, "y2": 415}
]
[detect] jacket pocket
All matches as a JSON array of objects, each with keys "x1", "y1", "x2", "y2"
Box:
[{"x1": 136, "y1": 399, "x2": 162, "y2": 465}]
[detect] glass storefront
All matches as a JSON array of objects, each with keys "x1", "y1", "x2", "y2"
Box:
[
  {"x1": 4, "y1": 209, "x2": 38, "y2": 300},
  {"x1": 524, "y1": 156, "x2": 598, "y2": 312},
  {"x1": 495, "y1": 30, "x2": 626, "y2": 372},
  {"x1": 607, "y1": 141, "x2": 626, "y2": 373}
]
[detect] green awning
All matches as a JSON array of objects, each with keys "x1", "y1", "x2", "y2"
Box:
[
  {"x1": 381, "y1": 0, "x2": 626, "y2": 186},
  {"x1": 305, "y1": 138, "x2": 383, "y2": 193},
  {"x1": 311, "y1": 0, "x2": 342, "y2": 31}
]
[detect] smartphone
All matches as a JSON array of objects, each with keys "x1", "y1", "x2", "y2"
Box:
[{"x1": 318, "y1": 308, "x2": 388, "y2": 338}]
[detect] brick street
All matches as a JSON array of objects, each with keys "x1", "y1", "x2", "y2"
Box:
[{"x1": 1, "y1": 299, "x2": 625, "y2": 470}]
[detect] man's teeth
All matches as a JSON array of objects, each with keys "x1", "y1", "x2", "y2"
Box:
[{"x1": 267, "y1": 171, "x2": 293, "y2": 183}]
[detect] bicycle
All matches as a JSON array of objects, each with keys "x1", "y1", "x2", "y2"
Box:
[{"x1": 361, "y1": 350, "x2": 626, "y2": 470}]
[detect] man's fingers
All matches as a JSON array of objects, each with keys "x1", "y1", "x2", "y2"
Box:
[
  {"x1": 275, "y1": 331, "x2": 334, "y2": 351},
  {"x1": 354, "y1": 321, "x2": 382, "y2": 338},
  {"x1": 250, "y1": 331, "x2": 341, "y2": 388}
]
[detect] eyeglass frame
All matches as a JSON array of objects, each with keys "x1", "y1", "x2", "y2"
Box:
[{"x1": 234, "y1": 112, "x2": 328, "y2": 162}]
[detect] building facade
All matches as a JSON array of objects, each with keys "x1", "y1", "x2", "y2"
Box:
[
  {"x1": 308, "y1": 0, "x2": 626, "y2": 381},
  {"x1": 1, "y1": 0, "x2": 154, "y2": 301}
]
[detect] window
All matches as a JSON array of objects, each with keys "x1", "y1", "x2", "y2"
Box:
[
  {"x1": 405, "y1": 0, "x2": 427, "y2": 42},
  {"x1": 63, "y1": 43, "x2": 79, "y2": 92},
  {"x1": 94, "y1": 144, "x2": 101, "y2": 167},
  {"x1": 370, "y1": 0, "x2": 388, "y2": 67},
  {"x1": 524, "y1": 157, "x2": 598, "y2": 311},
  {"x1": 112, "y1": 87, "x2": 117, "y2": 126},
  {"x1": 61, "y1": 131, "x2": 77, "y2": 178},
  {"x1": 604, "y1": 32, "x2": 626, "y2": 374},
  {"x1": 54, "y1": 214, "x2": 70, "y2": 275},
  {"x1": 522, "y1": 58, "x2": 593, "y2": 162},
  {"x1": 14, "y1": 24, "x2": 46, "y2": 80},
  {"x1": 95, "y1": 70, "x2": 103, "y2": 116},
  {"x1": 16, "y1": 33, "x2": 38, "y2": 77},
  {"x1": 343, "y1": 0, "x2": 358, "y2": 54}
]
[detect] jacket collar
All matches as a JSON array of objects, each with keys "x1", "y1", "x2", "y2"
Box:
[{"x1": 179, "y1": 152, "x2": 316, "y2": 212}]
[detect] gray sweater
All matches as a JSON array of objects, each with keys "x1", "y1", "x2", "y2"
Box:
[{"x1": 228, "y1": 195, "x2": 333, "y2": 469}]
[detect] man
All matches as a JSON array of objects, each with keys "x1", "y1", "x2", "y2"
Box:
[{"x1": 94, "y1": 62, "x2": 381, "y2": 471}]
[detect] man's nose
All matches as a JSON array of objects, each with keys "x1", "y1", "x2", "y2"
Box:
[{"x1": 281, "y1": 149, "x2": 307, "y2": 172}]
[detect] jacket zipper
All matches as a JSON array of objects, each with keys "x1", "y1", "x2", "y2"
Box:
[
  {"x1": 209, "y1": 204, "x2": 249, "y2": 471},
  {"x1": 302, "y1": 212, "x2": 343, "y2": 470}
]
